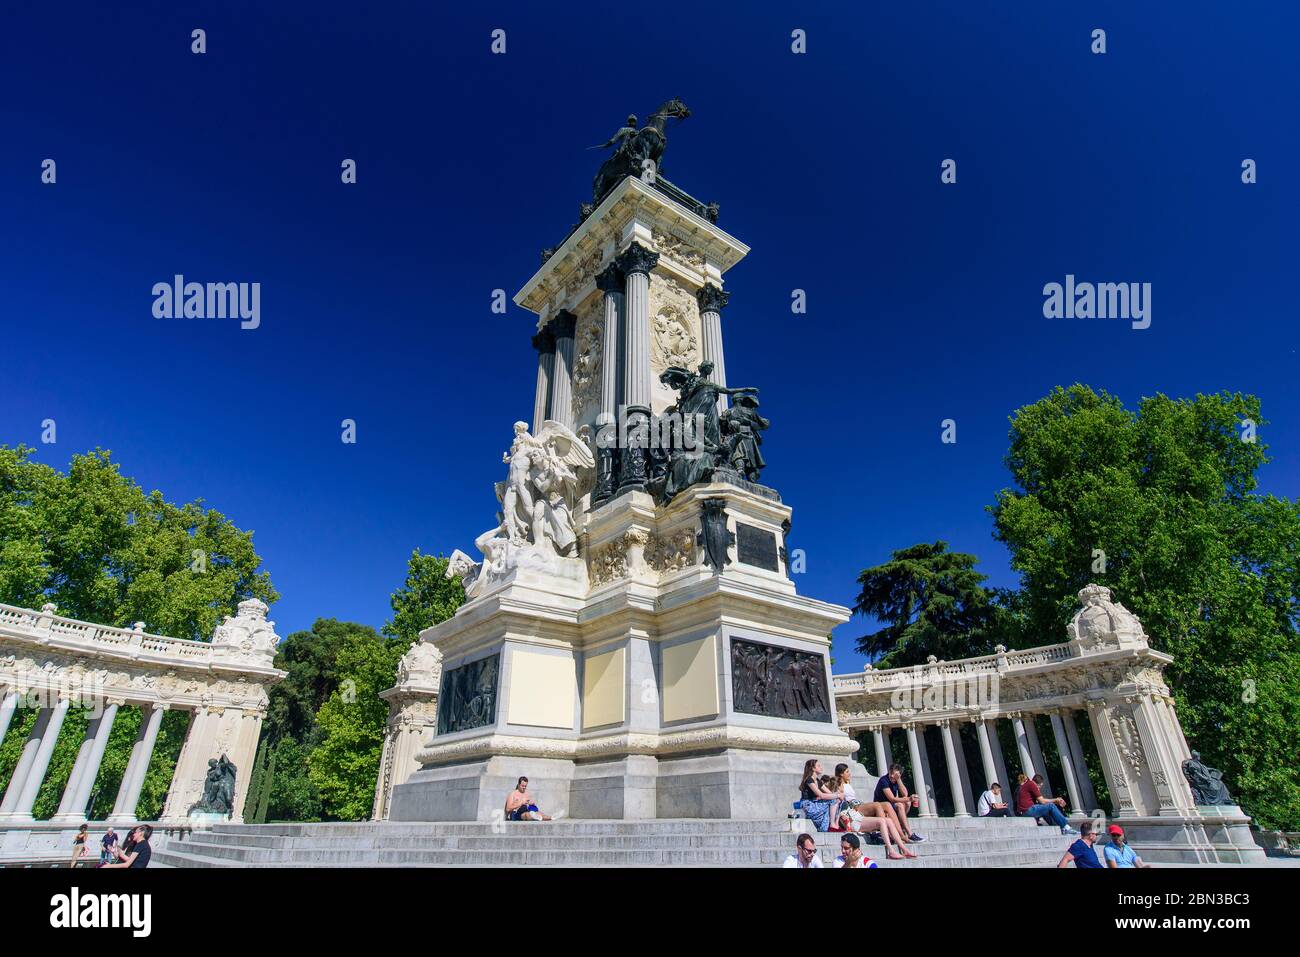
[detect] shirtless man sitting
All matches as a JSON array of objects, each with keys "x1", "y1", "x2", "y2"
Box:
[{"x1": 504, "y1": 776, "x2": 553, "y2": 821}]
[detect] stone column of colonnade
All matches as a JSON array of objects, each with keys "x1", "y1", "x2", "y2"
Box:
[
  {"x1": 615, "y1": 241, "x2": 658, "y2": 492},
  {"x1": 0, "y1": 696, "x2": 72, "y2": 822},
  {"x1": 1061, "y1": 709, "x2": 1099, "y2": 812},
  {"x1": 903, "y1": 724, "x2": 932, "y2": 817},
  {"x1": 50, "y1": 700, "x2": 122, "y2": 823},
  {"x1": 107, "y1": 704, "x2": 167, "y2": 824},
  {"x1": 548, "y1": 310, "x2": 577, "y2": 430},
  {"x1": 871, "y1": 728, "x2": 888, "y2": 779},
  {"x1": 1021, "y1": 714, "x2": 1054, "y2": 797},
  {"x1": 939, "y1": 721, "x2": 970, "y2": 817},
  {"x1": 531, "y1": 326, "x2": 556, "y2": 433},
  {"x1": 0, "y1": 686, "x2": 18, "y2": 742},
  {"x1": 1049, "y1": 710, "x2": 1086, "y2": 812},
  {"x1": 159, "y1": 705, "x2": 266, "y2": 824},
  {"x1": 913, "y1": 725, "x2": 938, "y2": 817}
]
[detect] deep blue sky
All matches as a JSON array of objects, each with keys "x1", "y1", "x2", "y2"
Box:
[{"x1": 2, "y1": 1, "x2": 1296, "y2": 672}]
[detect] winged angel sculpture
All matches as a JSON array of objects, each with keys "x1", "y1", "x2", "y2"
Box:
[{"x1": 448, "y1": 420, "x2": 594, "y2": 598}]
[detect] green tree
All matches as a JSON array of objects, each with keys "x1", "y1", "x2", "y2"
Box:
[
  {"x1": 852, "y1": 541, "x2": 1000, "y2": 667},
  {"x1": 0, "y1": 446, "x2": 275, "y2": 820},
  {"x1": 990, "y1": 385, "x2": 1300, "y2": 829},
  {"x1": 0, "y1": 445, "x2": 277, "y2": 639},
  {"x1": 307, "y1": 629, "x2": 406, "y2": 820},
  {"x1": 382, "y1": 549, "x2": 466, "y2": 644}
]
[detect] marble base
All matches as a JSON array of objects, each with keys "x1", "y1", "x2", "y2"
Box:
[{"x1": 1096, "y1": 805, "x2": 1268, "y2": 865}]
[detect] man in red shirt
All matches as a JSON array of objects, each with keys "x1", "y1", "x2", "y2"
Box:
[{"x1": 1016, "y1": 773, "x2": 1076, "y2": 834}]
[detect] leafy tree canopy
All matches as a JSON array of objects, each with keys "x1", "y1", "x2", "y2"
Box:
[
  {"x1": 989, "y1": 385, "x2": 1300, "y2": 829},
  {"x1": 0, "y1": 445, "x2": 276, "y2": 640}
]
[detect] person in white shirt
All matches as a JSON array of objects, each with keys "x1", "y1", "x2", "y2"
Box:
[
  {"x1": 782, "y1": 832, "x2": 824, "y2": 868},
  {"x1": 834, "y1": 833, "x2": 879, "y2": 868},
  {"x1": 977, "y1": 781, "x2": 1011, "y2": 817}
]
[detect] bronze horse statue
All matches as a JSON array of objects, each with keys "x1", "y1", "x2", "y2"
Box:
[{"x1": 592, "y1": 98, "x2": 691, "y2": 202}]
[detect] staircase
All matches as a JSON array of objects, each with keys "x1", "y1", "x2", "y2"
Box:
[{"x1": 153, "y1": 816, "x2": 1071, "y2": 867}]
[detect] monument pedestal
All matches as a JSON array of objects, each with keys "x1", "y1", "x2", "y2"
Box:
[
  {"x1": 388, "y1": 483, "x2": 864, "y2": 822},
  {"x1": 1099, "y1": 806, "x2": 1267, "y2": 865}
]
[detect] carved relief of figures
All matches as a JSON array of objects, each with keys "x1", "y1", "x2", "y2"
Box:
[
  {"x1": 731, "y1": 638, "x2": 832, "y2": 723},
  {"x1": 570, "y1": 305, "x2": 603, "y2": 423},
  {"x1": 652, "y1": 228, "x2": 706, "y2": 270},
  {"x1": 650, "y1": 275, "x2": 700, "y2": 375},
  {"x1": 437, "y1": 654, "x2": 499, "y2": 735}
]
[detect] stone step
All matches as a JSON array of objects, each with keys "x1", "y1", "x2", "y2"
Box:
[
  {"x1": 154, "y1": 817, "x2": 1069, "y2": 868},
  {"x1": 173, "y1": 830, "x2": 1067, "y2": 855},
  {"x1": 207, "y1": 817, "x2": 1048, "y2": 838},
  {"x1": 153, "y1": 843, "x2": 1064, "y2": 868}
]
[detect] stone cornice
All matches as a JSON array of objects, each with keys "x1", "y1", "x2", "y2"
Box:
[
  {"x1": 416, "y1": 723, "x2": 857, "y2": 766},
  {"x1": 514, "y1": 177, "x2": 749, "y2": 315}
]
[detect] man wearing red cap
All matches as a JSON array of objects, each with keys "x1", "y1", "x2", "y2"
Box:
[{"x1": 1102, "y1": 824, "x2": 1150, "y2": 868}]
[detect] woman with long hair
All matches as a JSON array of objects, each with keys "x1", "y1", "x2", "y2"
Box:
[{"x1": 796, "y1": 758, "x2": 841, "y2": 831}]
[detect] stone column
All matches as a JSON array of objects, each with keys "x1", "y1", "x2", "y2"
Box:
[
  {"x1": 0, "y1": 696, "x2": 72, "y2": 821},
  {"x1": 615, "y1": 242, "x2": 659, "y2": 492},
  {"x1": 1011, "y1": 712, "x2": 1036, "y2": 778},
  {"x1": 696, "y1": 283, "x2": 731, "y2": 413},
  {"x1": 52, "y1": 701, "x2": 120, "y2": 823},
  {"x1": 108, "y1": 704, "x2": 166, "y2": 823},
  {"x1": 940, "y1": 720, "x2": 970, "y2": 816},
  {"x1": 914, "y1": 725, "x2": 938, "y2": 817},
  {"x1": 594, "y1": 265, "x2": 624, "y2": 502},
  {"x1": 160, "y1": 707, "x2": 210, "y2": 823},
  {"x1": 531, "y1": 326, "x2": 556, "y2": 433},
  {"x1": 1049, "y1": 710, "x2": 1084, "y2": 813},
  {"x1": 1062, "y1": 709, "x2": 1098, "y2": 813},
  {"x1": 230, "y1": 710, "x2": 265, "y2": 822},
  {"x1": 1085, "y1": 699, "x2": 1138, "y2": 816},
  {"x1": 1023, "y1": 714, "x2": 1053, "y2": 796},
  {"x1": 871, "y1": 727, "x2": 888, "y2": 779},
  {"x1": 1131, "y1": 693, "x2": 1189, "y2": 814},
  {"x1": 547, "y1": 310, "x2": 577, "y2": 430},
  {"x1": 955, "y1": 725, "x2": 976, "y2": 814},
  {"x1": 1157, "y1": 695, "x2": 1192, "y2": 762},
  {"x1": 989, "y1": 718, "x2": 1012, "y2": 794},
  {"x1": 904, "y1": 724, "x2": 931, "y2": 818},
  {"x1": 0, "y1": 707, "x2": 53, "y2": 817},
  {"x1": 0, "y1": 687, "x2": 17, "y2": 743},
  {"x1": 975, "y1": 718, "x2": 998, "y2": 790}
]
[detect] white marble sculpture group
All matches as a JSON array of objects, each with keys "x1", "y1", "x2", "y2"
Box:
[{"x1": 448, "y1": 420, "x2": 594, "y2": 598}]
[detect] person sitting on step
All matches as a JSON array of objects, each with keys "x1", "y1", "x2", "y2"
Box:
[
  {"x1": 504, "y1": 776, "x2": 553, "y2": 821},
  {"x1": 833, "y1": 764, "x2": 917, "y2": 859},
  {"x1": 1057, "y1": 820, "x2": 1103, "y2": 867},
  {"x1": 782, "y1": 832, "x2": 824, "y2": 868},
  {"x1": 873, "y1": 763, "x2": 925, "y2": 843},
  {"x1": 834, "y1": 832, "x2": 878, "y2": 869},
  {"x1": 977, "y1": 782, "x2": 1011, "y2": 817},
  {"x1": 796, "y1": 759, "x2": 842, "y2": 831},
  {"x1": 1015, "y1": 772, "x2": 1077, "y2": 834}
]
